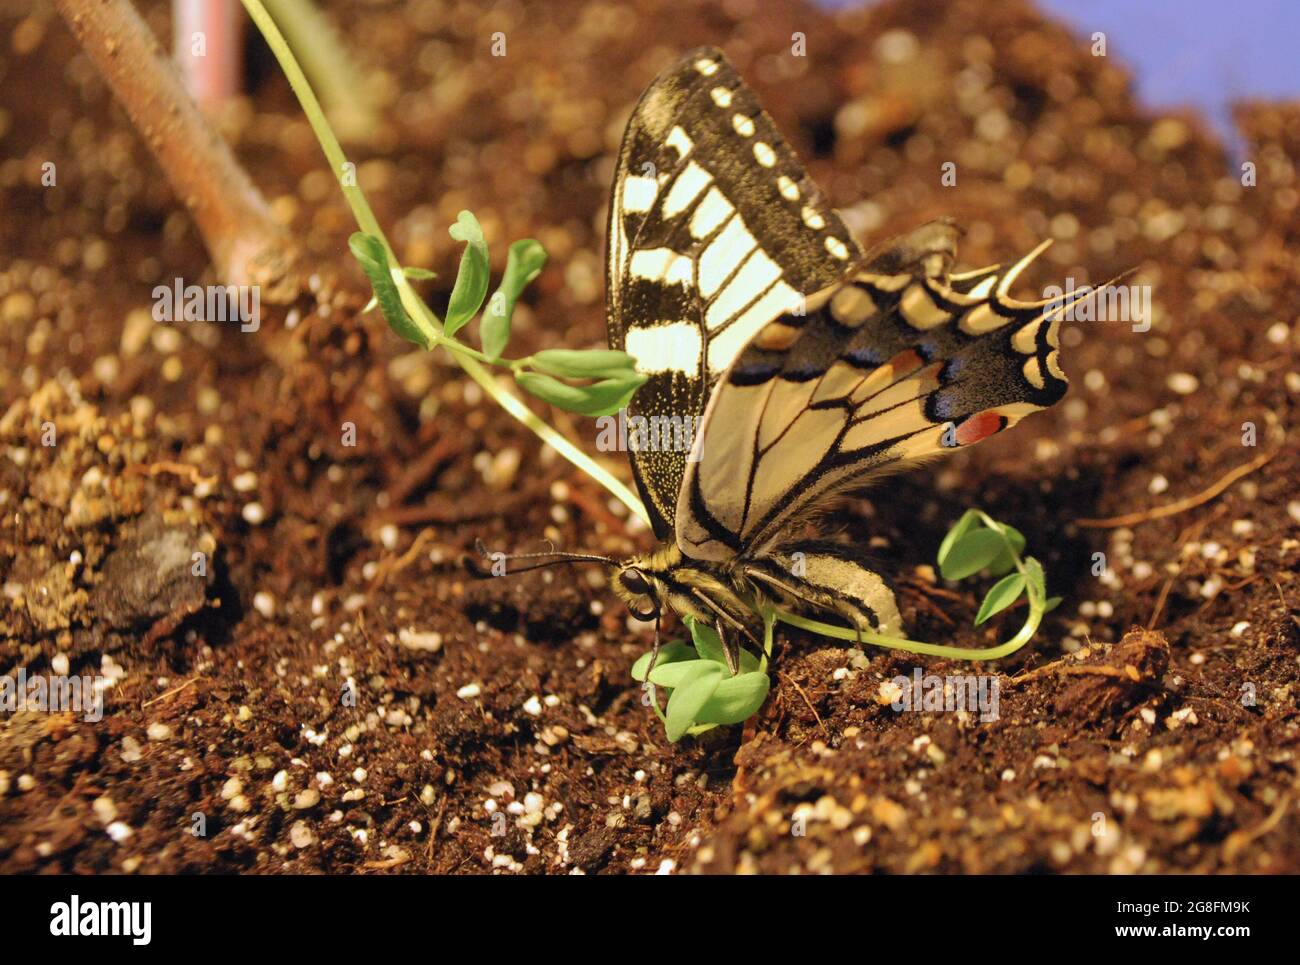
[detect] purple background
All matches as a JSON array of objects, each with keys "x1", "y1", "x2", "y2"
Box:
[{"x1": 823, "y1": 0, "x2": 1300, "y2": 146}]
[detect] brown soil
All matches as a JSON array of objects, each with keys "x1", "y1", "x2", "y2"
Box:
[{"x1": 2, "y1": 0, "x2": 1298, "y2": 874}]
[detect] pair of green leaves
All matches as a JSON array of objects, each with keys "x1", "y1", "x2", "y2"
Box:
[
  {"x1": 350, "y1": 211, "x2": 545, "y2": 359},
  {"x1": 442, "y1": 211, "x2": 545, "y2": 360},
  {"x1": 349, "y1": 211, "x2": 645, "y2": 419},
  {"x1": 516, "y1": 349, "x2": 645, "y2": 418},
  {"x1": 936, "y1": 510, "x2": 1059, "y2": 626},
  {"x1": 630, "y1": 618, "x2": 770, "y2": 742}
]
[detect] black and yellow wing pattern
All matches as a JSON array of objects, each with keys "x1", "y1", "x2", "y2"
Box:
[{"x1": 605, "y1": 47, "x2": 862, "y2": 539}]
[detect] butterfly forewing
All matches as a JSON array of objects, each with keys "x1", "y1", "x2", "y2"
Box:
[{"x1": 606, "y1": 47, "x2": 862, "y2": 538}]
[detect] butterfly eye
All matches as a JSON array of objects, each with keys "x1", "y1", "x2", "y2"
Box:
[{"x1": 620, "y1": 569, "x2": 651, "y2": 596}]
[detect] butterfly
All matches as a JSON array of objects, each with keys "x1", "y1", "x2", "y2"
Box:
[{"x1": 480, "y1": 47, "x2": 1090, "y2": 675}]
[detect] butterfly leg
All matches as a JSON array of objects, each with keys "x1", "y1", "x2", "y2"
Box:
[
  {"x1": 715, "y1": 623, "x2": 740, "y2": 677},
  {"x1": 643, "y1": 611, "x2": 665, "y2": 688},
  {"x1": 688, "y1": 589, "x2": 757, "y2": 675}
]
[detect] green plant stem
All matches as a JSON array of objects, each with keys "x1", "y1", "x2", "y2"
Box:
[
  {"x1": 260, "y1": 0, "x2": 379, "y2": 143},
  {"x1": 429, "y1": 334, "x2": 497, "y2": 367},
  {"x1": 242, "y1": 2, "x2": 381, "y2": 237},
  {"x1": 240, "y1": 0, "x2": 648, "y2": 523},
  {"x1": 775, "y1": 607, "x2": 1041, "y2": 662}
]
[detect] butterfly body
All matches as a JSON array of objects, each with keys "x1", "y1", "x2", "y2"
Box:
[{"x1": 613, "y1": 538, "x2": 905, "y2": 673}]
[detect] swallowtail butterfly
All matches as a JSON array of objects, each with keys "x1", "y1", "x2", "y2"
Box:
[{"x1": 483, "y1": 48, "x2": 1091, "y2": 674}]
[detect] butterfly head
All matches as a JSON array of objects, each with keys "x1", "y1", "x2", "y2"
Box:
[{"x1": 611, "y1": 563, "x2": 664, "y2": 622}]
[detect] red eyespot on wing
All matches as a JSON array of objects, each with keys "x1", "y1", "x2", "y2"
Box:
[
  {"x1": 954, "y1": 410, "x2": 1007, "y2": 446},
  {"x1": 886, "y1": 348, "x2": 925, "y2": 376}
]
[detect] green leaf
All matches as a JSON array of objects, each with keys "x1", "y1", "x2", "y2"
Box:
[
  {"x1": 481, "y1": 239, "x2": 547, "y2": 359},
  {"x1": 348, "y1": 232, "x2": 430, "y2": 349},
  {"x1": 974, "y1": 572, "x2": 1027, "y2": 625},
  {"x1": 985, "y1": 524, "x2": 1028, "y2": 577},
  {"x1": 528, "y1": 349, "x2": 639, "y2": 380},
  {"x1": 515, "y1": 371, "x2": 646, "y2": 417},
  {"x1": 939, "y1": 529, "x2": 1006, "y2": 581},
  {"x1": 937, "y1": 510, "x2": 983, "y2": 570},
  {"x1": 665, "y1": 664, "x2": 722, "y2": 742},
  {"x1": 685, "y1": 618, "x2": 760, "y2": 673},
  {"x1": 630, "y1": 641, "x2": 695, "y2": 682},
  {"x1": 647, "y1": 659, "x2": 719, "y2": 690},
  {"x1": 1044, "y1": 596, "x2": 1063, "y2": 613},
  {"x1": 693, "y1": 672, "x2": 771, "y2": 725},
  {"x1": 444, "y1": 211, "x2": 490, "y2": 338},
  {"x1": 686, "y1": 618, "x2": 726, "y2": 664},
  {"x1": 402, "y1": 266, "x2": 437, "y2": 280}
]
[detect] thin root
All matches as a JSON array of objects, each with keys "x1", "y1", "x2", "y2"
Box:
[
  {"x1": 779, "y1": 672, "x2": 827, "y2": 736},
  {"x1": 1075, "y1": 449, "x2": 1276, "y2": 529}
]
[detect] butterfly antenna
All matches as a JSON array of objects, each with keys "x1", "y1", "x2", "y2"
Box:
[{"x1": 463, "y1": 539, "x2": 615, "y2": 578}]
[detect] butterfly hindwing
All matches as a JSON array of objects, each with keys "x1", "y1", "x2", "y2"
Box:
[
  {"x1": 677, "y1": 226, "x2": 1080, "y2": 561},
  {"x1": 605, "y1": 47, "x2": 863, "y2": 538}
]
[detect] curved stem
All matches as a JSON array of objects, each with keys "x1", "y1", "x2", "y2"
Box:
[
  {"x1": 260, "y1": 0, "x2": 379, "y2": 143},
  {"x1": 241, "y1": 0, "x2": 649, "y2": 523},
  {"x1": 239, "y1": 1, "x2": 383, "y2": 248},
  {"x1": 773, "y1": 607, "x2": 1041, "y2": 662}
]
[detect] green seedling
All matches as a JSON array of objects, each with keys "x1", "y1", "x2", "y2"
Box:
[
  {"x1": 937, "y1": 509, "x2": 1061, "y2": 622},
  {"x1": 631, "y1": 617, "x2": 772, "y2": 741},
  {"x1": 349, "y1": 217, "x2": 643, "y2": 419}
]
